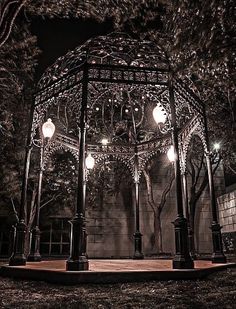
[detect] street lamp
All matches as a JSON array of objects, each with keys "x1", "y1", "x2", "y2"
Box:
[
  {"x1": 101, "y1": 138, "x2": 109, "y2": 146},
  {"x1": 85, "y1": 153, "x2": 95, "y2": 169},
  {"x1": 152, "y1": 104, "x2": 167, "y2": 124},
  {"x1": 28, "y1": 118, "x2": 55, "y2": 261},
  {"x1": 167, "y1": 145, "x2": 177, "y2": 162},
  {"x1": 42, "y1": 118, "x2": 55, "y2": 139},
  {"x1": 213, "y1": 143, "x2": 220, "y2": 151}
]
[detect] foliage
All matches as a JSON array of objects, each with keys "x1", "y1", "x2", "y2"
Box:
[
  {"x1": 0, "y1": 0, "x2": 28, "y2": 48},
  {"x1": 42, "y1": 150, "x2": 78, "y2": 214},
  {"x1": 0, "y1": 21, "x2": 39, "y2": 206},
  {"x1": 86, "y1": 160, "x2": 133, "y2": 209}
]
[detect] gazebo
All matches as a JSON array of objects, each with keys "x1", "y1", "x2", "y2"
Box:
[{"x1": 9, "y1": 33, "x2": 226, "y2": 270}]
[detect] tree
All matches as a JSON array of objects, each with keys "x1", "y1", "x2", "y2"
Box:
[
  {"x1": 0, "y1": 0, "x2": 28, "y2": 48},
  {"x1": 186, "y1": 136, "x2": 221, "y2": 256},
  {"x1": 143, "y1": 158, "x2": 174, "y2": 253},
  {"x1": 0, "y1": 20, "x2": 39, "y2": 254}
]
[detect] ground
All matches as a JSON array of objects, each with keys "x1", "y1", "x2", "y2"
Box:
[{"x1": 0, "y1": 266, "x2": 236, "y2": 308}]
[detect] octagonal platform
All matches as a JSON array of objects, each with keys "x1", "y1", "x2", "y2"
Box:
[{"x1": 1, "y1": 259, "x2": 235, "y2": 285}]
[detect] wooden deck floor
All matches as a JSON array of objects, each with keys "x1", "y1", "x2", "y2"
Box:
[{"x1": 1, "y1": 259, "x2": 235, "y2": 284}]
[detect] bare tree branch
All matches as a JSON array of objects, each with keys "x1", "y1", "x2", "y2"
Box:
[{"x1": 0, "y1": 0, "x2": 29, "y2": 48}]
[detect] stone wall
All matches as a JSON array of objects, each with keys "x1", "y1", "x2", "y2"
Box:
[
  {"x1": 218, "y1": 190, "x2": 236, "y2": 233},
  {"x1": 218, "y1": 190, "x2": 236, "y2": 254},
  {"x1": 86, "y1": 155, "x2": 225, "y2": 258}
]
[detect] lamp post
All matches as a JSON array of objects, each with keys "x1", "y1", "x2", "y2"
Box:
[
  {"x1": 133, "y1": 145, "x2": 144, "y2": 259},
  {"x1": 204, "y1": 140, "x2": 226, "y2": 263},
  {"x1": 28, "y1": 119, "x2": 55, "y2": 261},
  {"x1": 153, "y1": 78, "x2": 193, "y2": 269}
]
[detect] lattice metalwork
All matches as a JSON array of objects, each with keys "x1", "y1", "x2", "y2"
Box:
[
  {"x1": 37, "y1": 33, "x2": 168, "y2": 90},
  {"x1": 179, "y1": 114, "x2": 208, "y2": 174},
  {"x1": 32, "y1": 32, "x2": 208, "y2": 182}
]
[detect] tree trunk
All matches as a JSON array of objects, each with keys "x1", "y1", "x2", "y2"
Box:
[
  {"x1": 154, "y1": 210, "x2": 163, "y2": 253},
  {"x1": 24, "y1": 188, "x2": 37, "y2": 256},
  {"x1": 189, "y1": 202, "x2": 196, "y2": 257}
]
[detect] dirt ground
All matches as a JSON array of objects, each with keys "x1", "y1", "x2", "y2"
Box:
[{"x1": 0, "y1": 266, "x2": 236, "y2": 308}]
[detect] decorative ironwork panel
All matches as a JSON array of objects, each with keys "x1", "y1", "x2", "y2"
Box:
[
  {"x1": 32, "y1": 84, "x2": 83, "y2": 142},
  {"x1": 88, "y1": 65, "x2": 168, "y2": 85},
  {"x1": 37, "y1": 32, "x2": 169, "y2": 90},
  {"x1": 86, "y1": 81, "x2": 170, "y2": 145},
  {"x1": 35, "y1": 71, "x2": 83, "y2": 106},
  {"x1": 174, "y1": 80, "x2": 204, "y2": 116},
  {"x1": 179, "y1": 114, "x2": 208, "y2": 174}
]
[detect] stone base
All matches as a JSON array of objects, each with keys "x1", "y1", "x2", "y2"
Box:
[
  {"x1": 27, "y1": 253, "x2": 42, "y2": 262},
  {"x1": 172, "y1": 256, "x2": 194, "y2": 269},
  {"x1": 133, "y1": 251, "x2": 144, "y2": 260},
  {"x1": 66, "y1": 257, "x2": 89, "y2": 271},
  {"x1": 9, "y1": 254, "x2": 26, "y2": 266},
  {"x1": 212, "y1": 252, "x2": 227, "y2": 264}
]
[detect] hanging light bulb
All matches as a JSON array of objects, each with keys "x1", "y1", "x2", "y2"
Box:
[
  {"x1": 101, "y1": 138, "x2": 109, "y2": 145},
  {"x1": 42, "y1": 118, "x2": 55, "y2": 138},
  {"x1": 85, "y1": 153, "x2": 95, "y2": 169},
  {"x1": 153, "y1": 105, "x2": 167, "y2": 124},
  {"x1": 214, "y1": 143, "x2": 220, "y2": 151},
  {"x1": 167, "y1": 145, "x2": 177, "y2": 162}
]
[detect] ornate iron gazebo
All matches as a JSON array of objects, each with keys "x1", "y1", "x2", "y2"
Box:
[{"x1": 9, "y1": 33, "x2": 226, "y2": 270}]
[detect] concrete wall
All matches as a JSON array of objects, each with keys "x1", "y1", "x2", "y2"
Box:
[
  {"x1": 218, "y1": 190, "x2": 236, "y2": 233},
  {"x1": 86, "y1": 154, "x2": 225, "y2": 258},
  {"x1": 218, "y1": 190, "x2": 236, "y2": 254}
]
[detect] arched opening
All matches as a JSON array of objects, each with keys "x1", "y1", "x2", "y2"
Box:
[
  {"x1": 140, "y1": 152, "x2": 175, "y2": 256},
  {"x1": 86, "y1": 158, "x2": 134, "y2": 258}
]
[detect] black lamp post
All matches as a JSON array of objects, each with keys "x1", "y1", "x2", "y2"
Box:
[
  {"x1": 28, "y1": 119, "x2": 55, "y2": 262},
  {"x1": 204, "y1": 143, "x2": 226, "y2": 263},
  {"x1": 133, "y1": 146, "x2": 144, "y2": 259}
]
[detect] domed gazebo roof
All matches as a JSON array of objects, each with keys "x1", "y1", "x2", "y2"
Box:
[
  {"x1": 34, "y1": 32, "x2": 206, "y2": 178},
  {"x1": 38, "y1": 32, "x2": 169, "y2": 90}
]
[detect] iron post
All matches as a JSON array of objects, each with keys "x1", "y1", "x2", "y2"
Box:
[
  {"x1": 169, "y1": 76, "x2": 194, "y2": 269},
  {"x1": 66, "y1": 63, "x2": 89, "y2": 271}
]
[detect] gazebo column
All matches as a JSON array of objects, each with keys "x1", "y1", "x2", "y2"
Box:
[
  {"x1": 66, "y1": 64, "x2": 89, "y2": 271},
  {"x1": 205, "y1": 153, "x2": 226, "y2": 263},
  {"x1": 169, "y1": 77, "x2": 194, "y2": 269},
  {"x1": 182, "y1": 172, "x2": 196, "y2": 259},
  {"x1": 133, "y1": 147, "x2": 144, "y2": 259}
]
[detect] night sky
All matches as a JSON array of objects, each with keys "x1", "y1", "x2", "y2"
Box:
[{"x1": 31, "y1": 17, "x2": 113, "y2": 80}]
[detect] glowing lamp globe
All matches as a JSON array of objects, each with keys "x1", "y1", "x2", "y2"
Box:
[
  {"x1": 167, "y1": 145, "x2": 177, "y2": 162},
  {"x1": 153, "y1": 105, "x2": 167, "y2": 124},
  {"x1": 214, "y1": 143, "x2": 220, "y2": 151},
  {"x1": 85, "y1": 153, "x2": 95, "y2": 169},
  {"x1": 101, "y1": 138, "x2": 109, "y2": 145},
  {"x1": 42, "y1": 118, "x2": 55, "y2": 138}
]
